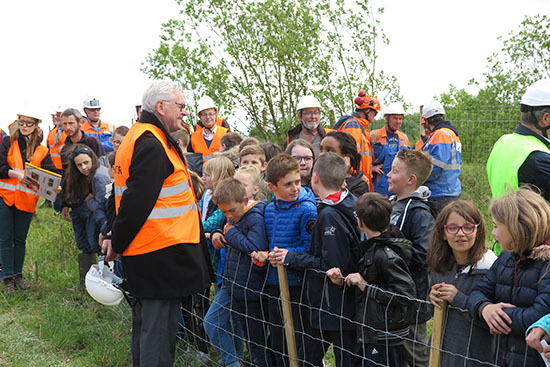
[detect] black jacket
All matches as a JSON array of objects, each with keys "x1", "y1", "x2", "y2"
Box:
[
  {"x1": 285, "y1": 123, "x2": 327, "y2": 147},
  {"x1": 355, "y1": 227, "x2": 416, "y2": 345},
  {"x1": 515, "y1": 124, "x2": 550, "y2": 201},
  {"x1": 285, "y1": 190, "x2": 361, "y2": 331},
  {"x1": 345, "y1": 172, "x2": 370, "y2": 198},
  {"x1": 390, "y1": 186, "x2": 435, "y2": 323},
  {"x1": 111, "y1": 110, "x2": 213, "y2": 299},
  {"x1": 0, "y1": 135, "x2": 57, "y2": 179}
]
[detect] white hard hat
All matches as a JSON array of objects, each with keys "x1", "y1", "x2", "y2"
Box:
[
  {"x1": 85, "y1": 264, "x2": 124, "y2": 306},
  {"x1": 83, "y1": 98, "x2": 101, "y2": 109},
  {"x1": 197, "y1": 96, "x2": 217, "y2": 114},
  {"x1": 17, "y1": 112, "x2": 42, "y2": 125},
  {"x1": 296, "y1": 95, "x2": 322, "y2": 112},
  {"x1": 521, "y1": 79, "x2": 550, "y2": 107},
  {"x1": 422, "y1": 101, "x2": 446, "y2": 119},
  {"x1": 384, "y1": 102, "x2": 405, "y2": 115}
]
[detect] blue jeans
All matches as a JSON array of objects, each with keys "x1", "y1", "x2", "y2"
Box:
[
  {"x1": 0, "y1": 197, "x2": 34, "y2": 278},
  {"x1": 69, "y1": 202, "x2": 100, "y2": 254},
  {"x1": 203, "y1": 285, "x2": 244, "y2": 365}
]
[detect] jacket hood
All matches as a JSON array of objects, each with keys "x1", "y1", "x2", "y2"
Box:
[
  {"x1": 272, "y1": 186, "x2": 316, "y2": 209},
  {"x1": 362, "y1": 226, "x2": 413, "y2": 265},
  {"x1": 319, "y1": 190, "x2": 356, "y2": 224},
  {"x1": 431, "y1": 120, "x2": 459, "y2": 137},
  {"x1": 529, "y1": 242, "x2": 550, "y2": 262},
  {"x1": 390, "y1": 185, "x2": 431, "y2": 202}
]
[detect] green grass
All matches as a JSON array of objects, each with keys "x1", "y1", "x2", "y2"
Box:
[{"x1": 0, "y1": 165, "x2": 493, "y2": 366}]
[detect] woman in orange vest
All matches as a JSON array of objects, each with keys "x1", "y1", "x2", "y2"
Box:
[{"x1": 0, "y1": 113, "x2": 56, "y2": 292}]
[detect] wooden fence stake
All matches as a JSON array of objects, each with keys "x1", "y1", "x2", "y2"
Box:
[
  {"x1": 277, "y1": 264, "x2": 299, "y2": 367},
  {"x1": 429, "y1": 300, "x2": 447, "y2": 367}
]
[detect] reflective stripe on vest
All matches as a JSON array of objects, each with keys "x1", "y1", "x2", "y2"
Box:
[
  {"x1": 114, "y1": 122, "x2": 200, "y2": 256},
  {"x1": 425, "y1": 128, "x2": 461, "y2": 170},
  {"x1": 0, "y1": 140, "x2": 48, "y2": 212},
  {"x1": 487, "y1": 133, "x2": 550, "y2": 198}
]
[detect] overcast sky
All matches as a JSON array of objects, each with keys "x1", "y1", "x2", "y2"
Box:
[{"x1": 0, "y1": 0, "x2": 546, "y2": 133}]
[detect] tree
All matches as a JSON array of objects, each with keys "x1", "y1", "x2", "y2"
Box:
[{"x1": 142, "y1": 0, "x2": 402, "y2": 143}]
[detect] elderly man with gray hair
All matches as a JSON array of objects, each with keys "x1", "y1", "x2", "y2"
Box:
[{"x1": 104, "y1": 79, "x2": 213, "y2": 366}]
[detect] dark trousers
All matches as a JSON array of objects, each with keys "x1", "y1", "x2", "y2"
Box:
[
  {"x1": 361, "y1": 343, "x2": 403, "y2": 367},
  {"x1": 233, "y1": 296, "x2": 273, "y2": 367},
  {"x1": 0, "y1": 197, "x2": 34, "y2": 278},
  {"x1": 267, "y1": 285, "x2": 308, "y2": 367},
  {"x1": 131, "y1": 298, "x2": 181, "y2": 367},
  {"x1": 69, "y1": 202, "x2": 100, "y2": 254},
  {"x1": 299, "y1": 328, "x2": 361, "y2": 367}
]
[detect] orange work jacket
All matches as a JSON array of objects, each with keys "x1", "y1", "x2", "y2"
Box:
[
  {"x1": 190, "y1": 125, "x2": 228, "y2": 163},
  {"x1": 0, "y1": 140, "x2": 48, "y2": 213},
  {"x1": 114, "y1": 122, "x2": 200, "y2": 256},
  {"x1": 336, "y1": 116, "x2": 373, "y2": 190},
  {"x1": 46, "y1": 128, "x2": 67, "y2": 170}
]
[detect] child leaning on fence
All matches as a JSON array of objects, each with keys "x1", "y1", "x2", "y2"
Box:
[
  {"x1": 387, "y1": 148, "x2": 435, "y2": 367},
  {"x1": 327, "y1": 192, "x2": 416, "y2": 367},
  {"x1": 208, "y1": 178, "x2": 271, "y2": 367},
  {"x1": 251, "y1": 153, "x2": 317, "y2": 367},
  {"x1": 272, "y1": 152, "x2": 361, "y2": 367},
  {"x1": 428, "y1": 200, "x2": 497, "y2": 367},
  {"x1": 468, "y1": 188, "x2": 550, "y2": 367}
]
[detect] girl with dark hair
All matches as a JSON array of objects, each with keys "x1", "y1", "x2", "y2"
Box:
[
  {"x1": 428, "y1": 200, "x2": 497, "y2": 367},
  {"x1": 0, "y1": 115, "x2": 56, "y2": 292},
  {"x1": 61, "y1": 144, "x2": 111, "y2": 290},
  {"x1": 320, "y1": 131, "x2": 370, "y2": 197}
]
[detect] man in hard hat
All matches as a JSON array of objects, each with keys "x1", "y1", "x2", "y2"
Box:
[
  {"x1": 420, "y1": 101, "x2": 461, "y2": 213},
  {"x1": 47, "y1": 107, "x2": 66, "y2": 171},
  {"x1": 286, "y1": 95, "x2": 327, "y2": 156},
  {"x1": 487, "y1": 79, "x2": 550, "y2": 201},
  {"x1": 81, "y1": 98, "x2": 116, "y2": 153},
  {"x1": 370, "y1": 102, "x2": 410, "y2": 196},
  {"x1": 190, "y1": 96, "x2": 229, "y2": 163},
  {"x1": 105, "y1": 80, "x2": 213, "y2": 366},
  {"x1": 333, "y1": 91, "x2": 380, "y2": 190}
]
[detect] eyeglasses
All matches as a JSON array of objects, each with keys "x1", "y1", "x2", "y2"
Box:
[
  {"x1": 301, "y1": 110, "x2": 320, "y2": 117},
  {"x1": 292, "y1": 155, "x2": 314, "y2": 163},
  {"x1": 199, "y1": 112, "x2": 217, "y2": 118},
  {"x1": 444, "y1": 224, "x2": 478, "y2": 235},
  {"x1": 164, "y1": 100, "x2": 187, "y2": 112},
  {"x1": 18, "y1": 119, "x2": 37, "y2": 127}
]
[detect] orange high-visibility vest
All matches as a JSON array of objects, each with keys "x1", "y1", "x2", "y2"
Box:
[
  {"x1": 46, "y1": 128, "x2": 67, "y2": 170},
  {"x1": 114, "y1": 122, "x2": 200, "y2": 256},
  {"x1": 336, "y1": 117, "x2": 373, "y2": 190},
  {"x1": 190, "y1": 125, "x2": 228, "y2": 162},
  {"x1": 0, "y1": 140, "x2": 48, "y2": 213},
  {"x1": 81, "y1": 120, "x2": 115, "y2": 135}
]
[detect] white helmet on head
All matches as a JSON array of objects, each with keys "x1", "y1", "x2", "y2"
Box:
[
  {"x1": 521, "y1": 79, "x2": 550, "y2": 107},
  {"x1": 83, "y1": 98, "x2": 101, "y2": 109},
  {"x1": 85, "y1": 264, "x2": 124, "y2": 306},
  {"x1": 422, "y1": 101, "x2": 446, "y2": 119},
  {"x1": 197, "y1": 96, "x2": 217, "y2": 114},
  {"x1": 384, "y1": 102, "x2": 405, "y2": 116},
  {"x1": 296, "y1": 95, "x2": 322, "y2": 112}
]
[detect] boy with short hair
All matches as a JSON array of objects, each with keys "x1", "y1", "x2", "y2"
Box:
[
  {"x1": 239, "y1": 145, "x2": 267, "y2": 171},
  {"x1": 386, "y1": 149, "x2": 435, "y2": 367},
  {"x1": 251, "y1": 153, "x2": 317, "y2": 367},
  {"x1": 239, "y1": 144, "x2": 270, "y2": 201},
  {"x1": 327, "y1": 193, "x2": 416, "y2": 367},
  {"x1": 272, "y1": 152, "x2": 361, "y2": 366},
  {"x1": 204, "y1": 178, "x2": 270, "y2": 367}
]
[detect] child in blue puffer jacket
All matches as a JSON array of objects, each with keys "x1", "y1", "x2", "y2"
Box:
[
  {"x1": 468, "y1": 189, "x2": 550, "y2": 367},
  {"x1": 251, "y1": 153, "x2": 317, "y2": 367}
]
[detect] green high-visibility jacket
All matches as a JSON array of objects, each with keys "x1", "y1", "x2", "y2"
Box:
[{"x1": 487, "y1": 132, "x2": 550, "y2": 198}]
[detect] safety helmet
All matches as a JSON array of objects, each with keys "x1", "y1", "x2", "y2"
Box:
[
  {"x1": 83, "y1": 98, "x2": 101, "y2": 109},
  {"x1": 384, "y1": 102, "x2": 405, "y2": 115},
  {"x1": 197, "y1": 96, "x2": 217, "y2": 114},
  {"x1": 85, "y1": 264, "x2": 124, "y2": 306},
  {"x1": 17, "y1": 112, "x2": 42, "y2": 125},
  {"x1": 521, "y1": 79, "x2": 550, "y2": 107},
  {"x1": 422, "y1": 101, "x2": 446, "y2": 119},
  {"x1": 354, "y1": 91, "x2": 381, "y2": 111},
  {"x1": 296, "y1": 95, "x2": 322, "y2": 112}
]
